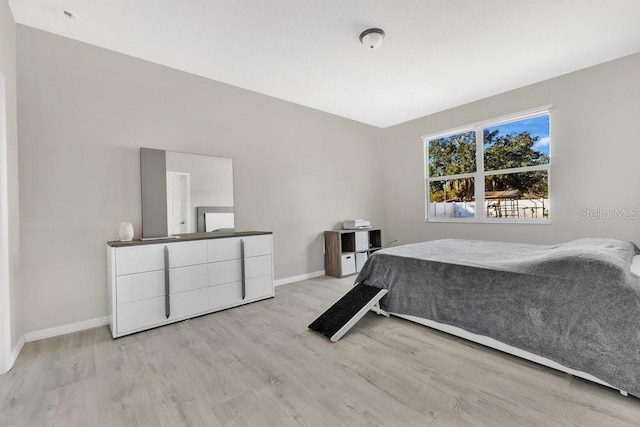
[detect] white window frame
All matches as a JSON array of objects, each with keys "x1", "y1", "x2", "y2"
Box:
[{"x1": 422, "y1": 105, "x2": 552, "y2": 224}]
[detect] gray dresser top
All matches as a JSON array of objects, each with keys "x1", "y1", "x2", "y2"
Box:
[{"x1": 107, "y1": 230, "x2": 272, "y2": 247}]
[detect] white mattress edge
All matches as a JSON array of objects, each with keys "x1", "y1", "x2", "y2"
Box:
[{"x1": 631, "y1": 255, "x2": 640, "y2": 276}]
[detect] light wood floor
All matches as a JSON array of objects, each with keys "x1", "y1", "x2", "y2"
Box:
[{"x1": 2, "y1": 276, "x2": 639, "y2": 426}]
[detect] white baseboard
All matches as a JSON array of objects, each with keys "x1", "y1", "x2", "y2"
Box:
[
  {"x1": 24, "y1": 316, "x2": 109, "y2": 343},
  {"x1": 274, "y1": 270, "x2": 325, "y2": 287},
  {"x1": 9, "y1": 335, "x2": 24, "y2": 369}
]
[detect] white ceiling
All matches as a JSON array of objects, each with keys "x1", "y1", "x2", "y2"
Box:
[{"x1": 9, "y1": 0, "x2": 640, "y2": 128}]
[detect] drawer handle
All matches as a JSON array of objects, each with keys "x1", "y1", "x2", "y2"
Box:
[
  {"x1": 164, "y1": 246, "x2": 170, "y2": 318},
  {"x1": 240, "y1": 239, "x2": 246, "y2": 300}
]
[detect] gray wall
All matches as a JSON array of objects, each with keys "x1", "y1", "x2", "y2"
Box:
[
  {"x1": 381, "y1": 53, "x2": 640, "y2": 246},
  {"x1": 17, "y1": 26, "x2": 383, "y2": 333},
  {"x1": 0, "y1": 0, "x2": 21, "y2": 354}
]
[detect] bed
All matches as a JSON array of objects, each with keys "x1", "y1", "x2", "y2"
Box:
[{"x1": 354, "y1": 238, "x2": 640, "y2": 397}]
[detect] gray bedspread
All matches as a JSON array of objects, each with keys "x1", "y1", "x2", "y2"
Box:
[{"x1": 355, "y1": 238, "x2": 640, "y2": 396}]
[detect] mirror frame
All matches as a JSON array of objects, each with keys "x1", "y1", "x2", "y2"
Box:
[{"x1": 140, "y1": 148, "x2": 168, "y2": 238}]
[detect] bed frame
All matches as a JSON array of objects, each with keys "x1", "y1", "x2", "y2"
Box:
[{"x1": 370, "y1": 303, "x2": 629, "y2": 397}]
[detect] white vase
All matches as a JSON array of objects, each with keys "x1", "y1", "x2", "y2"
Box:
[{"x1": 118, "y1": 222, "x2": 134, "y2": 241}]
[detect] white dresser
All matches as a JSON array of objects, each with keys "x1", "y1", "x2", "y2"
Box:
[{"x1": 107, "y1": 232, "x2": 273, "y2": 338}]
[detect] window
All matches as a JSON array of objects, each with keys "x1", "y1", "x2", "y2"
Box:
[{"x1": 424, "y1": 107, "x2": 550, "y2": 222}]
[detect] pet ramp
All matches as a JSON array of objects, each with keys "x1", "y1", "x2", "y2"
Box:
[{"x1": 308, "y1": 284, "x2": 388, "y2": 342}]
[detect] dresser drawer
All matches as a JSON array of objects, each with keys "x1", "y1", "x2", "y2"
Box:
[
  {"x1": 210, "y1": 277, "x2": 272, "y2": 309},
  {"x1": 168, "y1": 240, "x2": 208, "y2": 268},
  {"x1": 115, "y1": 245, "x2": 164, "y2": 275},
  {"x1": 243, "y1": 235, "x2": 272, "y2": 258},
  {"x1": 171, "y1": 287, "x2": 212, "y2": 318},
  {"x1": 114, "y1": 241, "x2": 209, "y2": 274},
  {"x1": 211, "y1": 281, "x2": 243, "y2": 310},
  {"x1": 208, "y1": 238, "x2": 241, "y2": 262},
  {"x1": 207, "y1": 234, "x2": 273, "y2": 262},
  {"x1": 117, "y1": 296, "x2": 166, "y2": 334},
  {"x1": 116, "y1": 270, "x2": 164, "y2": 304},
  {"x1": 245, "y1": 255, "x2": 272, "y2": 279},
  {"x1": 170, "y1": 263, "x2": 208, "y2": 293},
  {"x1": 208, "y1": 259, "x2": 241, "y2": 286},
  {"x1": 117, "y1": 287, "x2": 212, "y2": 334},
  {"x1": 117, "y1": 260, "x2": 208, "y2": 303},
  {"x1": 246, "y1": 275, "x2": 274, "y2": 300}
]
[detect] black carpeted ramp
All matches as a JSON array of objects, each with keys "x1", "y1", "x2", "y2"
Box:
[{"x1": 308, "y1": 284, "x2": 388, "y2": 342}]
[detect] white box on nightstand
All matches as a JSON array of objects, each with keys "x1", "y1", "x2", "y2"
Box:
[
  {"x1": 355, "y1": 231, "x2": 369, "y2": 252},
  {"x1": 341, "y1": 253, "x2": 356, "y2": 276}
]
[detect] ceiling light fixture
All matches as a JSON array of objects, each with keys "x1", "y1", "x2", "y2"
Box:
[{"x1": 359, "y1": 28, "x2": 385, "y2": 49}]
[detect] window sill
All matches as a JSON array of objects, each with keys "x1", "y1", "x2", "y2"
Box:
[{"x1": 425, "y1": 218, "x2": 551, "y2": 225}]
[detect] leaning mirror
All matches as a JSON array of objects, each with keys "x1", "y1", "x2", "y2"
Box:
[{"x1": 140, "y1": 148, "x2": 234, "y2": 239}]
